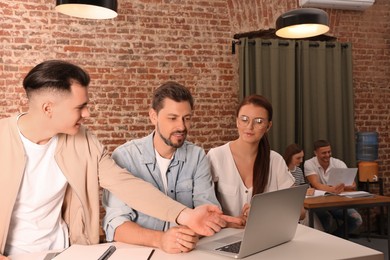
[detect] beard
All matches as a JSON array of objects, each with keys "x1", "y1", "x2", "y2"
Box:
[{"x1": 157, "y1": 124, "x2": 187, "y2": 149}]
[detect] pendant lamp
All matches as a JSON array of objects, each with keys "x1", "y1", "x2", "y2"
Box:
[
  {"x1": 55, "y1": 0, "x2": 118, "y2": 19},
  {"x1": 275, "y1": 8, "x2": 329, "y2": 39}
]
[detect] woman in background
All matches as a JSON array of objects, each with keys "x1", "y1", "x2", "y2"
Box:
[
  {"x1": 207, "y1": 95, "x2": 298, "y2": 227},
  {"x1": 284, "y1": 143, "x2": 322, "y2": 229},
  {"x1": 283, "y1": 143, "x2": 314, "y2": 194}
]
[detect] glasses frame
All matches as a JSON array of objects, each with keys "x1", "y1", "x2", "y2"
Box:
[{"x1": 237, "y1": 115, "x2": 268, "y2": 130}]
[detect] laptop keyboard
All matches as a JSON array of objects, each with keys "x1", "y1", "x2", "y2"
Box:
[{"x1": 216, "y1": 241, "x2": 242, "y2": 253}]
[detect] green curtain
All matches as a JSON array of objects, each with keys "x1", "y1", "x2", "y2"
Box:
[
  {"x1": 238, "y1": 37, "x2": 356, "y2": 167},
  {"x1": 239, "y1": 38, "x2": 297, "y2": 154}
]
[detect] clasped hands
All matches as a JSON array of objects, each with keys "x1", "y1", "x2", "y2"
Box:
[{"x1": 159, "y1": 225, "x2": 199, "y2": 253}]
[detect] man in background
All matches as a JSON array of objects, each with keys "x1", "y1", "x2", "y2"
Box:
[
  {"x1": 304, "y1": 139, "x2": 362, "y2": 236},
  {"x1": 103, "y1": 81, "x2": 221, "y2": 253}
]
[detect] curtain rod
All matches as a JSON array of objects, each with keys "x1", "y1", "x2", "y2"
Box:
[{"x1": 231, "y1": 40, "x2": 349, "y2": 54}]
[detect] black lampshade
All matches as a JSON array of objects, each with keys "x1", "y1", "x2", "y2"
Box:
[
  {"x1": 55, "y1": 0, "x2": 118, "y2": 19},
  {"x1": 275, "y1": 8, "x2": 329, "y2": 39}
]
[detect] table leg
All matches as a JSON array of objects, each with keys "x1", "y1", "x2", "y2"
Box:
[
  {"x1": 381, "y1": 205, "x2": 385, "y2": 235},
  {"x1": 344, "y1": 209, "x2": 348, "y2": 239},
  {"x1": 387, "y1": 205, "x2": 390, "y2": 260},
  {"x1": 309, "y1": 210, "x2": 314, "y2": 228},
  {"x1": 367, "y1": 208, "x2": 371, "y2": 241}
]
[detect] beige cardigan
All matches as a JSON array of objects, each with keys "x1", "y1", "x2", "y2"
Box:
[{"x1": 0, "y1": 116, "x2": 186, "y2": 254}]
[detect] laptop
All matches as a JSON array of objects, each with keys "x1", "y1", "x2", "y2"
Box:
[{"x1": 197, "y1": 184, "x2": 308, "y2": 259}]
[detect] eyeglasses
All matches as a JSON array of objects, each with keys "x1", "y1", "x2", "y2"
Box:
[{"x1": 238, "y1": 115, "x2": 268, "y2": 129}]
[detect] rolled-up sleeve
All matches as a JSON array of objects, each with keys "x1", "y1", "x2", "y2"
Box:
[{"x1": 102, "y1": 189, "x2": 137, "y2": 242}]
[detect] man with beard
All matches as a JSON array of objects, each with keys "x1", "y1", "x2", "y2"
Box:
[{"x1": 102, "y1": 81, "x2": 220, "y2": 254}]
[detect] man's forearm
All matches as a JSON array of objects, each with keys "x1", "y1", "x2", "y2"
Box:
[
  {"x1": 113, "y1": 221, "x2": 163, "y2": 248},
  {"x1": 100, "y1": 154, "x2": 187, "y2": 222}
]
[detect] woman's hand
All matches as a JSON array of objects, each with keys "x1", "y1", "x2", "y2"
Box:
[
  {"x1": 227, "y1": 203, "x2": 250, "y2": 229},
  {"x1": 306, "y1": 187, "x2": 315, "y2": 196}
]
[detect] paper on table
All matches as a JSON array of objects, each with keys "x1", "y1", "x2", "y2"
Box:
[
  {"x1": 53, "y1": 244, "x2": 153, "y2": 260},
  {"x1": 339, "y1": 191, "x2": 373, "y2": 198},
  {"x1": 110, "y1": 248, "x2": 153, "y2": 259},
  {"x1": 306, "y1": 190, "x2": 335, "y2": 198},
  {"x1": 306, "y1": 190, "x2": 373, "y2": 198},
  {"x1": 327, "y1": 168, "x2": 357, "y2": 186},
  {"x1": 53, "y1": 244, "x2": 112, "y2": 259}
]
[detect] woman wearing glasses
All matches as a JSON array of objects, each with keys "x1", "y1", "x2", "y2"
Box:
[{"x1": 207, "y1": 94, "x2": 295, "y2": 227}]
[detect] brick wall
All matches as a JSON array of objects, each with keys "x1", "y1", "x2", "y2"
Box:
[{"x1": 1, "y1": 0, "x2": 389, "y2": 212}]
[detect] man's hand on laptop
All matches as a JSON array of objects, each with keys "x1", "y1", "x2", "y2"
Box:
[{"x1": 176, "y1": 205, "x2": 244, "y2": 236}]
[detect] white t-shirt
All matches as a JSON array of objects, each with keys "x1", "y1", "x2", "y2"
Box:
[
  {"x1": 155, "y1": 149, "x2": 172, "y2": 195},
  {"x1": 207, "y1": 142, "x2": 294, "y2": 217},
  {"x1": 155, "y1": 149, "x2": 175, "y2": 230},
  {"x1": 304, "y1": 156, "x2": 347, "y2": 185},
  {"x1": 5, "y1": 129, "x2": 69, "y2": 255}
]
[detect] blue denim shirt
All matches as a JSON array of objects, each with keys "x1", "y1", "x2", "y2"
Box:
[{"x1": 102, "y1": 132, "x2": 220, "y2": 241}]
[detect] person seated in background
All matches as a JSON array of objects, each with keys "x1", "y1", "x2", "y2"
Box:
[
  {"x1": 283, "y1": 143, "x2": 314, "y2": 195},
  {"x1": 284, "y1": 143, "x2": 324, "y2": 230},
  {"x1": 102, "y1": 82, "x2": 222, "y2": 254},
  {"x1": 304, "y1": 139, "x2": 363, "y2": 236},
  {"x1": 207, "y1": 94, "x2": 305, "y2": 228},
  {"x1": 0, "y1": 60, "x2": 238, "y2": 259}
]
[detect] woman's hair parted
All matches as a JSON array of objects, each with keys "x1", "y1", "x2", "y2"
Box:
[
  {"x1": 283, "y1": 143, "x2": 303, "y2": 166},
  {"x1": 237, "y1": 94, "x2": 272, "y2": 195}
]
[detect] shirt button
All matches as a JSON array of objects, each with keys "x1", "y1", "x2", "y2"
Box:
[
  {"x1": 245, "y1": 190, "x2": 248, "y2": 193},
  {"x1": 170, "y1": 190, "x2": 174, "y2": 193}
]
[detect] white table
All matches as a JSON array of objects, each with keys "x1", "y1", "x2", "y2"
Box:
[{"x1": 10, "y1": 225, "x2": 383, "y2": 260}]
